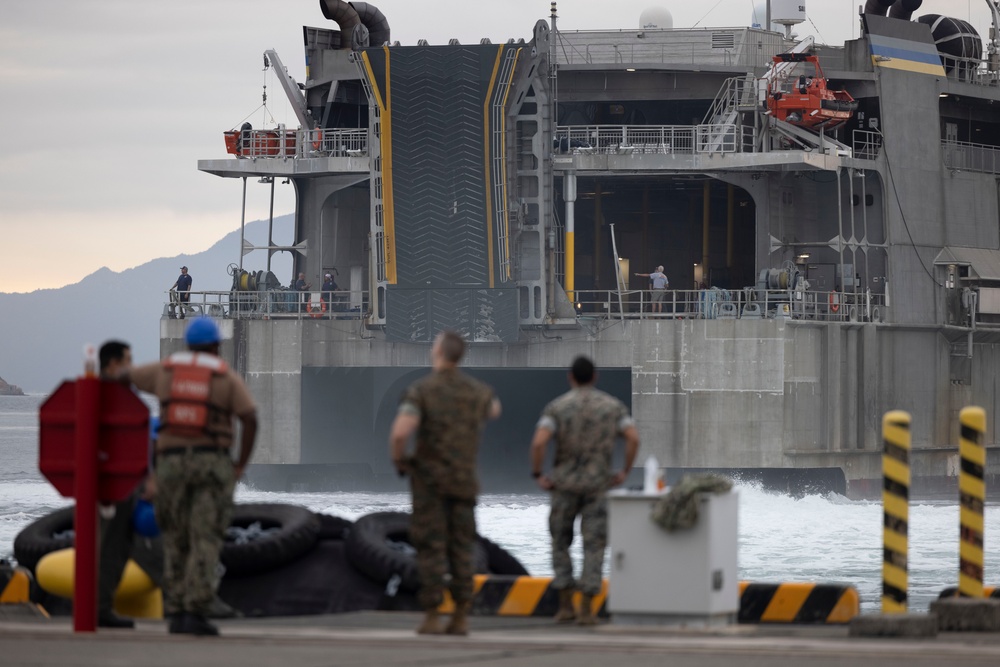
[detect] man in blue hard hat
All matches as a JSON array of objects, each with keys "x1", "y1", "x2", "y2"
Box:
[{"x1": 122, "y1": 317, "x2": 257, "y2": 636}]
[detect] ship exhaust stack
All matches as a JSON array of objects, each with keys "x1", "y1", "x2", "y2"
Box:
[
  {"x1": 863, "y1": 0, "x2": 896, "y2": 17},
  {"x1": 888, "y1": 0, "x2": 922, "y2": 21},
  {"x1": 319, "y1": 0, "x2": 367, "y2": 49},
  {"x1": 352, "y1": 3, "x2": 391, "y2": 47}
]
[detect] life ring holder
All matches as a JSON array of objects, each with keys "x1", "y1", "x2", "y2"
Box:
[
  {"x1": 306, "y1": 299, "x2": 326, "y2": 318},
  {"x1": 312, "y1": 129, "x2": 323, "y2": 152},
  {"x1": 829, "y1": 292, "x2": 840, "y2": 313}
]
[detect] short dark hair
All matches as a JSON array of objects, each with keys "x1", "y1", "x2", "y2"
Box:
[
  {"x1": 99, "y1": 340, "x2": 130, "y2": 372},
  {"x1": 570, "y1": 356, "x2": 595, "y2": 385},
  {"x1": 438, "y1": 330, "x2": 466, "y2": 363}
]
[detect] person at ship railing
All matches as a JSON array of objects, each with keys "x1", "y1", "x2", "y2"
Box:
[
  {"x1": 321, "y1": 272, "x2": 339, "y2": 311},
  {"x1": 294, "y1": 272, "x2": 311, "y2": 313},
  {"x1": 170, "y1": 266, "x2": 193, "y2": 319},
  {"x1": 635, "y1": 265, "x2": 669, "y2": 313}
]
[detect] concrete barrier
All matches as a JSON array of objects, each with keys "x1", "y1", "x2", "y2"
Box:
[
  {"x1": 0, "y1": 564, "x2": 31, "y2": 604},
  {"x1": 737, "y1": 582, "x2": 859, "y2": 624},
  {"x1": 439, "y1": 576, "x2": 859, "y2": 624},
  {"x1": 938, "y1": 585, "x2": 999, "y2": 599}
]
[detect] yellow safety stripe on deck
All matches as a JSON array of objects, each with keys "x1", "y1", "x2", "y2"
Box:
[
  {"x1": 0, "y1": 567, "x2": 31, "y2": 604},
  {"x1": 441, "y1": 578, "x2": 859, "y2": 624},
  {"x1": 497, "y1": 576, "x2": 550, "y2": 615},
  {"x1": 737, "y1": 582, "x2": 859, "y2": 624}
]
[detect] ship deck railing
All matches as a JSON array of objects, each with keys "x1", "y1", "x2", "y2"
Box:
[
  {"x1": 552, "y1": 27, "x2": 784, "y2": 70},
  {"x1": 554, "y1": 124, "x2": 754, "y2": 156},
  {"x1": 942, "y1": 140, "x2": 1000, "y2": 175},
  {"x1": 230, "y1": 128, "x2": 368, "y2": 160},
  {"x1": 164, "y1": 290, "x2": 368, "y2": 320},
  {"x1": 573, "y1": 288, "x2": 887, "y2": 323},
  {"x1": 939, "y1": 53, "x2": 1000, "y2": 88}
]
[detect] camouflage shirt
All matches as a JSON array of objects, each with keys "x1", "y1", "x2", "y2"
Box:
[
  {"x1": 399, "y1": 368, "x2": 494, "y2": 500},
  {"x1": 537, "y1": 386, "x2": 634, "y2": 494}
]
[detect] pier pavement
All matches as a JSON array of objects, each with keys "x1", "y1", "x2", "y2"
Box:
[{"x1": 2, "y1": 611, "x2": 1000, "y2": 666}]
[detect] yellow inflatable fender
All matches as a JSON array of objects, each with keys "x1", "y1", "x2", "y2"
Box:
[{"x1": 35, "y1": 548, "x2": 163, "y2": 618}]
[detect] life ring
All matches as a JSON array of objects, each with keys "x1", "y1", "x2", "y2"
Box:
[
  {"x1": 306, "y1": 299, "x2": 326, "y2": 318},
  {"x1": 829, "y1": 292, "x2": 840, "y2": 313},
  {"x1": 312, "y1": 129, "x2": 323, "y2": 151}
]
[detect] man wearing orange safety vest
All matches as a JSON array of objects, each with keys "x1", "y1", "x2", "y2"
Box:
[{"x1": 123, "y1": 317, "x2": 257, "y2": 636}]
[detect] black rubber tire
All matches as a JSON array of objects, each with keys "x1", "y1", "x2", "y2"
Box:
[
  {"x1": 12, "y1": 506, "x2": 75, "y2": 572},
  {"x1": 315, "y1": 513, "x2": 353, "y2": 541},
  {"x1": 479, "y1": 535, "x2": 529, "y2": 576},
  {"x1": 345, "y1": 511, "x2": 489, "y2": 592},
  {"x1": 221, "y1": 503, "x2": 320, "y2": 576}
]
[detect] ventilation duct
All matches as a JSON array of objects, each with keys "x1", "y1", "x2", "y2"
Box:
[
  {"x1": 351, "y1": 2, "x2": 391, "y2": 47},
  {"x1": 319, "y1": 0, "x2": 365, "y2": 49},
  {"x1": 863, "y1": 0, "x2": 896, "y2": 17},
  {"x1": 888, "y1": 0, "x2": 922, "y2": 21}
]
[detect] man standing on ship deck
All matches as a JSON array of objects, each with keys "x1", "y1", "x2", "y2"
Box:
[
  {"x1": 170, "y1": 266, "x2": 193, "y2": 319},
  {"x1": 389, "y1": 330, "x2": 501, "y2": 636},
  {"x1": 121, "y1": 317, "x2": 257, "y2": 636},
  {"x1": 530, "y1": 355, "x2": 639, "y2": 625},
  {"x1": 635, "y1": 265, "x2": 669, "y2": 313}
]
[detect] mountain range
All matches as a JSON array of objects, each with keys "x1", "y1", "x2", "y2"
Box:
[{"x1": 0, "y1": 215, "x2": 293, "y2": 393}]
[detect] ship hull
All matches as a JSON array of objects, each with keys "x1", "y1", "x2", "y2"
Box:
[{"x1": 160, "y1": 317, "x2": 1000, "y2": 500}]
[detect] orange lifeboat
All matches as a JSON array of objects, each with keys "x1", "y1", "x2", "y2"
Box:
[
  {"x1": 223, "y1": 124, "x2": 297, "y2": 158},
  {"x1": 766, "y1": 53, "x2": 857, "y2": 131}
]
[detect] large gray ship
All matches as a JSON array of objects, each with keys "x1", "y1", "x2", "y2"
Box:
[{"x1": 170, "y1": 0, "x2": 1000, "y2": 498}]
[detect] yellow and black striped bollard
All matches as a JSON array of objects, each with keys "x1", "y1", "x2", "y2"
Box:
[
  {"x1": 959, "y1": 406, "x2": 986, "y2": 598},
  {"x1": 882, "y1": 410, "x2": 910, "y2": 614}
]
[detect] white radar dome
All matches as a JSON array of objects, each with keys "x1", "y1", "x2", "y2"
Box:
[
  {"x1": 771, "y1": 0, "x2": 806, "y2": 27},
  {"x1": 639, "y1": 7, "x2": 673, "y2": 30}
]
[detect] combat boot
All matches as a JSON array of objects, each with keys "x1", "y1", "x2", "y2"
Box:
[
  {"x1": 576, "y1": 594, "x2": 597, "y2": 626},
  {"x1": 554, "y1": 589, "x2": 576, "y2": 623},
  {"x1": 445, "y1": 601, "x2": 470, "y2": 636},
  {"x1": 416, "y1": 609, "x2": 444, "y2": 635}
]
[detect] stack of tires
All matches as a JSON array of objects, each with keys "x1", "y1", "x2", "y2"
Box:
[{"x1": 13, "y1": 504, "x2": 528, "y2": 618}]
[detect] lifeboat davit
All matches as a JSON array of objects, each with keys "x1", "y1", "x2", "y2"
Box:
[{"x1": 766, "y1": 53, "x2": 858, "y2": 131}]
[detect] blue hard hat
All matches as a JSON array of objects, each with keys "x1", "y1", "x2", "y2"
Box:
[
  {"x1": 185, "y1": 317, "x2": 220, "y2": 346},
  {"x1": 132, "y1": 498, "x2": 160, "y2": 538}
]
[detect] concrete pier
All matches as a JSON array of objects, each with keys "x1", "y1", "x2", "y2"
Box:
[{"x1": 3, "y1": 612, "x2": 1000, "y2": 667}]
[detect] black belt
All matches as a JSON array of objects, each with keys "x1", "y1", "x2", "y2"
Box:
[{"x1": 158, "y1": 446, "x2": 229, "y2": 457}]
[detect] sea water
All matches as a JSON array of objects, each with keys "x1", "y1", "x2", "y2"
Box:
[{"x1": 2, "y1": 394, "x2": 998, "y2": 613}]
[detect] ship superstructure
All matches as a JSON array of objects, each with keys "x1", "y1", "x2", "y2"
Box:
[{"x1": 177, "y1": 0, "x2": 1000, "y2": 497}]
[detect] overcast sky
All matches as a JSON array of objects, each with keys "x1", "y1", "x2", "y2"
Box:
[{"x1": 1, "y1": 0, "x2": 990, "y2": 293}]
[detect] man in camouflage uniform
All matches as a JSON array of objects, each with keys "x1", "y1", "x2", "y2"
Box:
[
  {"x1": 389, "y1": 330, "x2": 501, "y2": 636},
  {"x1": 124, "y1": 317, "x2": 257, "y2": 636},
  {"x1": 530, "y1": 356, "x2": 640, "y2": 625}
]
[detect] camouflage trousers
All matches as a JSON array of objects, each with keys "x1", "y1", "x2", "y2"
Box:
[
  {"x1": 409, "y1": 477, "x2": 477, "y2": 610},
  {"x1": 549, "y1": 489, "x2": 607, "y2": 596},
  {"x1": 154, "y1": 450, "x2": 235, "y2": 617}
]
